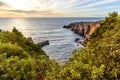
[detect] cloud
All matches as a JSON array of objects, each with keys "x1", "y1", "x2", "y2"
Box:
[
  {"x1": 0, "y1": 9, "x2": 58, "y2": 16},
  {"x1": 64, "y1": 0, "x2": 91, "y2": 8},
  {"x1": 77, "y1": 5, "x2": 120, "y2": 12},
  {"x1": 50, "y1": 0, "x2": 92, "y2": 9},
  {"x1": 0, "y1": 0, "x2": 120, "y2": 17},
  {"x1": 81, "y1": 0, "x2": 119, "y2": 8},
  {"x1": 0, "y1": 1, "x2": 8, "y2": 7}
]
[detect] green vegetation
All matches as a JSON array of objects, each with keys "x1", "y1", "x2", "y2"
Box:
[
  {"x1": 0, "y1": 12, "x2": 120, "y2": 80},
  {"x1": 0, "y1": 27, "x2": 58, "y2": 80}
]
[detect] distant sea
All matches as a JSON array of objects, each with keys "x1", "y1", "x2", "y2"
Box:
[{"x1": 0, "y1": 17, "x2": 103, "y2": 64}]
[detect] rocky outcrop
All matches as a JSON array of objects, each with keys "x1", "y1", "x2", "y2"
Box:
[
  {"x1": 37, "y1": 40, "x2": 49, "y2": 47},
  {"x1": 79, "y1": 40, "x2": 87, "y2": 47},
  {"x1": 64, "y1": 21, "x2": 101, "y2": 38},
  {"x1": 27, "y1": 37, "x2": 49, "y2": 47},
  {"x1": 64, "y1": 21, "x2": 102, "y2": 47}
]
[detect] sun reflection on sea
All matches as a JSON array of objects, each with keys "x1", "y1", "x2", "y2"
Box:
[{"x1": 2, "y1": 18, "x2": 31, "y2": 37}]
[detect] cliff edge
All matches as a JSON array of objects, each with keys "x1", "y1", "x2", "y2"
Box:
[{"x1": 63, "y1": 21, "x2": 102, "y2": 46}]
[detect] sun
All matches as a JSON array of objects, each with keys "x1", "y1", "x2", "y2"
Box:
[{"x1": 4, "y1": 0, "x2": 30, "y2": 10}]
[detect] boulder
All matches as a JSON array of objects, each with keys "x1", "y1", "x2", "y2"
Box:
[
  {"x1": 75, "y1": 38, "x2": 80, "y2": 42},
  {"x1": 38, "y1": 40, "x2": 49, "y2": 47},
  {"x1": 63, "y1": 25, "x2": 70, "y2": 28},
  {"x1": 79, "y1": 40, "x2": 87, "y2": 47}
]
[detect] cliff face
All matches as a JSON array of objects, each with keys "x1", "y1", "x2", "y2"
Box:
[{"x1": 63, "y1": 21, "x2": 101, "y2": 38}]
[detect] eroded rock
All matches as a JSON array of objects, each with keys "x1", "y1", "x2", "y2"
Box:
[{"x1": 64, "y1": 21, "x2": 102, "y2": 47}]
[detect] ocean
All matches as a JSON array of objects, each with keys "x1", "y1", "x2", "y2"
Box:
[{"x1": 0, "y1": 17, "x2": 103, "y2": 64}]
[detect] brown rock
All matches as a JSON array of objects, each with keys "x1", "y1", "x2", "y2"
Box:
[
  {"x1": 64, "y1": 20, "x2": 102, "y2": 47},
  {"x1": 64, "y1": 21, "x2": 101, "y2": 38}
]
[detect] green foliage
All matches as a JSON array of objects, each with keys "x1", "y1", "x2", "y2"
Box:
[
  {"x1": 0, "y1": 28, "x2": 59, "y2": 80},
  {"x1": 0, "y1": 43, "x2": 29, "y2": 58},
  {"x1": 0, "y1": 27, "x2": 45, "y2": 57},
  {"x1": 0, "y1": 56, "x2": 36, "y2": 80}
]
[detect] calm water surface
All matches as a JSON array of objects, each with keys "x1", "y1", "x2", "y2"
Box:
[{"x1": 0, "y1": 17, "x2": 103, "y2": 64}]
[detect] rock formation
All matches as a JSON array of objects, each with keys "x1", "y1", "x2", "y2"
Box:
[
  {"x1": 38, "y1": 40, "x2": 49, "y2": 47},
  {"x1": 63, "y1": 21, "x2": 102, "y2": 47},
  {"x1": 75, "y1": 38, "x2": 80, "y2": 42}
]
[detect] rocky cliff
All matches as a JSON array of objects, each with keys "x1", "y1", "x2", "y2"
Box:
[
  {"x1": 63, "y1": 21, "x2": 101, "y2": 38},
  {"x1": 63, "y1": 21, "x2": 102, "y2": 46}
]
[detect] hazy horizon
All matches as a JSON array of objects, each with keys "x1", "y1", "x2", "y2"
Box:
[{"x1": 0, "y1": 16, "x2": 104, "y2": 18}]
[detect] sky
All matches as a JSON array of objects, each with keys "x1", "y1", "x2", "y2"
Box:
[{"x1": 0, "y1": 0, "x2": 120, "y2": 17}]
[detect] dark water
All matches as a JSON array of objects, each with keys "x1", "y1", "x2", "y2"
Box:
[{"x1": 0, "y1": 17, "x2": 103, "y2": 64}]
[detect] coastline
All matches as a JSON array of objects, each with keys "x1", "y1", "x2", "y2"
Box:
[{"x1": 63, "y1": 21, "x2": 102, "y2": 47}]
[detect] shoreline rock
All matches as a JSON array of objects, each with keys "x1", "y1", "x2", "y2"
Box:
[
  {"x1": 75, "y1": 38, "x2": 80, "y2": 42},
  {"x1": 64, "y1": 21, "x2": 102, "y2": 47},
  {"x1": 27, "y1": 37, "x2": 49, "y2": 47},
  {"x1": 37, "y1": 40, "x2": 49, "y2": 47}
]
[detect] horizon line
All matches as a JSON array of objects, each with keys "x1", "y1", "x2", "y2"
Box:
[{"x1": 0, "y1": 16, "x2": 105, "y2": 18}]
